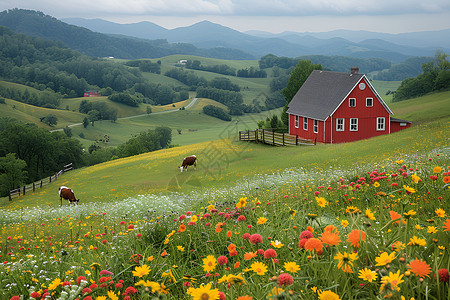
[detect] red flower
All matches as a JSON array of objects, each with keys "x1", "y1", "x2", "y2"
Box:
[
  {"x1": 77, "y1": 276, "x2": 87, "y2": 285},
  {"x1": 300, "y1": 230, "x2": 313, "y2": 239},
  {"x1": 264, "y1": 249, "x2": 277, "y2": 259},
  {"x1": 298, "y1": 238, "x2": 309, "y2": 249},
  {"x1": 242, "y1": 233, "x2": 251, "y2": 240},
  {"x1": 89, "y1": 283, "x2": 98, "y2": 289},
  {"x1": 102, "y1": 239, "x2": 108, "y2": 244},
  {"x1": 136, "y1": 233, "x2": 142, "y2": 238},
  {"x1": 98, "y1": 276, "x2": 111, "y2": 284},
  {"x1": 125, "y1": 286, "x2": 138, "y2": 294},
  {"x1": 83, "y1": 297, "x2": 93, "y2": 300},
  {"x1": 219, "y1": 291, "x2": 226, "y2": 300},
  {"x1": 100, "y1": 270, "x2": 114, "y2": 276},
  {"x1": 62, "y1": 281, "x2": 71, "y2": 287},
  {"x1": 115, "y1": 283, "x2": 123, "y2": 289},
  {"x1": 30, "y1": 292, "x2": 41, "y2": 299},
  {"x1": 229, "y1": 250, "x2": 238, "y2": 257},
  {"x1": 238, "y1": 215, "x2": 246, "y2": 221},
  {"x1": 217, "y1": 255, "x2": 228, "y2": 265},
  {"x1": 82, "y1": 287, "x2": 92, "y2": 294},
  {"x1": 249, "y1": 234, "x2": 263, "y2": 244},
  {"x1": 277, "y1": 273, "x2": 294, "y2": 286},
  {"x1": 435, "y1": 268, "x2": 449, "y2": 283}
]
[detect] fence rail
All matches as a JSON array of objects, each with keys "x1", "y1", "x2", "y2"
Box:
[
  {"x1": 239, "y1": 129, "x2": 315, "y2": 146},
  {"x1": 8, "y1": 163, "x2": 73, "y2": 201}
]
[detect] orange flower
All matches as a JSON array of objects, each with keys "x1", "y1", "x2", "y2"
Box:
[
  {"x1": 347, "y1": 229, "x2": 366, "y2": 248},
  {"x1": 307, "y1": 226, "x2": 314, "y2": 233},
  {"x1": 389, "y1": 210, "x2": 406, "y2": 225},
  {"x1": 244, "y1": 252, "x2": 258, "y2": 260},
  {"x1": 443, "y1": 219, "x2": 450, "y2": 232},
  {"x1": 227, "y1": 231, "x2": 232, "y2": 237},
  {"x1": 234, "y1": 262, "x2": 241, "y2": 269},
  {"x1": 161, "y1": 250, "x2": 168, "y2": 257},
  {"x1": 304, "y1": 238, "x2": 323, "y2": 253},
  {"x1": 320, "y1": 230, "x2": 341, "y2": 246},
  {"x1": 407, "y1": 259, "x2": 431, "y2": 278},
  {"x1": 443, "y1": 176, "x2": 450, "y2": 184},
  {"x1": 178, "y1": 224, "x2": 186, "y2": 233},
  {"x1": 228, "y1": 243, "x2": 236, "y2": 253},
  {"x1": 236, "y1": 296, "x2": 252, "y2": 300},
  {"x1": 215, "y1": 222, "x2": 224, "y2": 233}
]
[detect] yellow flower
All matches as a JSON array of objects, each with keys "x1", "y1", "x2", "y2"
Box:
[
  {"x1": 85, "y1": 270, "x2": 91, "y2": 276},
  {"x1": 318, "y1": 290, "x2": 341, "y2": 300},
  {"x1": 365, "y1": 208, "x2": 376, "y2": 220},
  {"x1": 270, "y1": 240, "x2": 284, "y2": 248},
  {"x1": 190, "y1": 215, "x2": 198, "y2": 223},
  {"x1": 433, "y1": 166, "x2": 442, "y2": 173},
  {"x1": 403, "y1": 210, "x2": 416, "y2": 219},
  {"x1": 316, "y1": 197, "x2": 328, "y2": 208},
  {"x1": 268, "y1": 287, "x2": 285, "y2": 299},
  {"x1": 48, "y1": 278, "x2": 61, "y2": 290},
  {"x1": 284, "y1": 261, "x2": 300, "y2": 273},
  {"x1": 358, "y1": 268, "x2": 378, "y2": 282},
  {"x1": 250, "y1": 261, "x2": 268, "y2": 275},
  {"x1": 411, "y1": 174, "x2": 421, "y2": 184},
  {"x1": 95, "y1": 296, "x2": 107, "y2": 300},
  {"x1": 341, "y1": 220, "x2": 349, "y2": 227},
  {"x1": 373, "y1": 182, "x2": 380, "y2": 188},
  {"x1": 375, "y1": 252, "x2": 396, "y2": 266},
  {"x1": 289, "y1": 207, "x2": 297, "y2": 220},
  {"x1": 334, "y1": 251, "x2": 358, "y2": 273},
  {"x1": 188, "y1": 283, "x2": 219, "y2": 300},
  {"x1": 202, "y1": 255, "x2": 216, "y2": 272},
  {"x1": 403, "y1": 185, "x2": 416, "y2": 194},
  {"x1": 135, "y1": 280, "x2": 161, "y2": 293},
  {"x1": 132, "y1": 264, "x2": 151, "y2": 278},
  {"x1": 435, "y1": 208, "x2": 446, "y2": 218},
  {"x1": 236, "y1": 197, "x2": 247, "y2": 208},
  {"x1": 427, "y1": 226, "x2": 438, "y2": 234},
  {"x1": 415, "y1": 224, "x2": 422, "y2": 230},
  {"x1": 408, "y1": 236, "x2": 426, "y2": 247},
  {"x1": 396, "y1": 160, "x2": 403, "y2": 164},
  {"x1": 346, "y1": 206, "x2": 360, "y2": 214},
  {"x1": 207, "y1": 204, "x2": 215, "y2": 211},
  {"x1": 257, "y1": 217, "x2": 268, "y2": 225},
  {"x1": 177, "y1": 246, "x2": 185, "y2": 251},
  {"x1": 107, "y1": 290, "x2": 119, "y2": 300},
  {"x1": 380, "y1": 270, "x2": 404, "y2": 294}
]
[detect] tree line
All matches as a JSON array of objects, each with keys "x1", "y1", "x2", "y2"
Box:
[
  {"x1": 393, "y1": 51, "x2": 450, "y2": 101},
  {"x1": 184, "y1": 60, "x2": 267, "y2": 78},
  {"x1": 0, "y1": 117, "x2": 172, "y2": 196}
]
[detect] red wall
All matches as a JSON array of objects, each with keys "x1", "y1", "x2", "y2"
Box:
[
  {"x1": 289, "y1": 78, "x2": 392, "y2": 143},
  {"x1": 391, "y1": 121, "x2": 411, "y2": 133}
]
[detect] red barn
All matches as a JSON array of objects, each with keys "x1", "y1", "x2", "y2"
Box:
[
  {"x1": 83, "y1": 90, "x2": 99, "y2": 97},
  {"x1": 286, "y1": 68, "x2": 411, "y2": 144}
]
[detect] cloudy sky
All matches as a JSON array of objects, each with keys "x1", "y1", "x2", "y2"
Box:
[{"x1": 1, "y1": 0, "x2": 450, "y2": 33}]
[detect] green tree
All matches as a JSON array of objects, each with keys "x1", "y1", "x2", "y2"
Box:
[
  {"x1": 0, "y1": 153, "x2": 27, "y2": 196},
  {"x1": 88, "y1": 110, "x2": 100, "y2": 126},
  {"x1": 41, "y1": 114, "x2": 58, "y2": 126},
  {"x1": 281, "y1": 60, "x2": 322, "y2": 125},
  {"x1": 63, "y1": 126, "x2": 72, "y2": 137},
  {"x1": 82, "y1": 117, "x2": 89, "y2": 128}
]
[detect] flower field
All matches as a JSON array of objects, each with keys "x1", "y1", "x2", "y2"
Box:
[{"x1": 1, "y1": 144, "x2": 449, "y2": 299}]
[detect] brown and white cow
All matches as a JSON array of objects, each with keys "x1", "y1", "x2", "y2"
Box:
[
  {"x1": 179, "y1": 155, "x2": 197, "y2": 172},
  {"x1": 58, "y1": 186, "x2": 79, "y2": 205}
]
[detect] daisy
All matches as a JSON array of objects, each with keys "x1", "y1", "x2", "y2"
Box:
[
  {"x1": 188, "y1": 283, "x2": 219, "y2": 300},
  {"x1": 203, "y1": 255, "x2": 217, "y2": 272},
  {"x1": 334, "y1": 251, "x2": 358, "y2": 273},
  {"x1": 270, "y1": 240, "x2": 284, "y2": 248},
  {"x1": 375, "y1": 252, "x2": 396, "y2": 266},
  {"x1": 132, "y1": 265, "x2": 150, "y2": 278},
  {"x1": 250, "y1": 261, "x2": 268, "y2": 275},
  {"x1": 284, "y1": 261, "x2": 300, "y2": 273},
  {"x1": 408, "y1": 236, "x2": 426, "y2": 247},
  {"x1": 315, "y1": 197, "x2": 328, "y2": 208},
  {"x1": 236, "y1": 197, "x2": 247, "y2": 208},
  {"x1": 358, "y1": 268, "x2": 378, "y2": 282},
  {"x1": 318, "y1": 290, "x2": 341, "y2": 300},
  {"x1": 257, "y1": 217, "x2": 268, "y2": 224},
  {"x1": 380, "y1": 270, "x2": 404, "y2": 293},
  {"x1": 435, "y1": 208, "x2": 446, "y2": 218}
]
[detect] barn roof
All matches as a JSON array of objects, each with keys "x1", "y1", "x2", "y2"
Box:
[{"x1": 286, "y1": 70, "x2": 392, "y2": 121}]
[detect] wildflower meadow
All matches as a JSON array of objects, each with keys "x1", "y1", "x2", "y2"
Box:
[{"x1": 1, "y1": 143, "x2": 449, "y2": 300}]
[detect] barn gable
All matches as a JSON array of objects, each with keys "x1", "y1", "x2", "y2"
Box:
[{"x1": 286, "y1": 70, "x2": 392, "y2": 120}]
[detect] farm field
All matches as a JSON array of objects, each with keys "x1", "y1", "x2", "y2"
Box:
[{"x1": 0, "y1": 112, "x2": 449, "y2": 299}]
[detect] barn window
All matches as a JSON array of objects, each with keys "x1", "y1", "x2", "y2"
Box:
[
  {"x1": 336, "y1": 118, "x2": 345, "y2": 131},
  {"x1": 314, "y1": 120, "x2": 319, "y2": 133},
  {"x1": 400, "y1": 122, "x2": 407, "y2": 126},
  {"x1": 366, "y1": 98, "x2": 373, "y2": 107},
  {"x1": 350, "y1": 118, "x2": 358, "y2": 131},
  {"x1": 349, "y1": 98, "x2": 356, "y2": 107},
  {"x1": 303, "y1": 117, "x2": 308, "y2": 130},
  {"x1": 294, "y1": 115, "x2": 299, "y2": 128},
  {"x1": 377, "y1": 117, "x2": 385, "y2": 131}
]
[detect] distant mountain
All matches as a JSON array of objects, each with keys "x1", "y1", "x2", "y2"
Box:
[
  {"x1": 63, "y1": 17, "x2": 449, "y2": 62},
  {"x1": 0, "y1": 9, "x2": 254, "y2": 60}
]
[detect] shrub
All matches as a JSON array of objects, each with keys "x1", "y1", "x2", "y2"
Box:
[{"x1": 202, "y1": 105, "x2": 232, "y2": 121}]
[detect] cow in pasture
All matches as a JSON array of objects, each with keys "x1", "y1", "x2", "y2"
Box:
[
  {"x1": 179, "y1": 155, "x2": 197, "y2": 172},
  {"x1": 58, "y1": 186, "x2": 79, "y2": 206}
]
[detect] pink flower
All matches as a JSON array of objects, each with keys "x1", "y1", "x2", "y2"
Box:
[
  {"x1": 237, "y1": 215, "x2": 246, "y2": 221},
  {"x1": 298, "y1": 238, "x2": 308, "y2": 249},
  {"x1": 242, "y1": 233, "x2": 251, "y2": 240},
  {"x1": 217, "y1": 256, "x2": 228, "y2": 265},
  {"x1": 249, "y1": 234, "x2": 263, "y2": 244},
  {"x1": 300, "y1": 230, "x2": 313, "y2": 239},
  {"x1": 277, "y1": 273, "x2": 294, "y2": 286},
  {"x1": 264, "y1": 249, "x2": 277, "y2": 259},
  {"x1": 100, "y1": 270, "x2": 114, "y2": 276},
  {"x1": 128, "y1": 224, "x2": 134, "y2": 230}
]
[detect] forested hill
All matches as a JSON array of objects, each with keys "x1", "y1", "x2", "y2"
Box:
[{"x1": 0, "y1": 9, "x2": 254, "y2": 60}]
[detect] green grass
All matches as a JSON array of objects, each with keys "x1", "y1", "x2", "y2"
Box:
[{"x1": 371, "y1": 80, "x2": 401, "y2": 103}]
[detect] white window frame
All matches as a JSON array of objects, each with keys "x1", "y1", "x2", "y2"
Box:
[
  {"x1": 349, "y1": 98, "x2": 356, "y2": 107},
  {"x1": 336, "y1": 118, "x2": 345, "y2": 131},
  {"x1": 377, "y1": 117, "x2": 385, "y2": 131},
  {"x1": 294, "y1": 115, "x2": 299, "y2": 128},
  {"x1": 366, "y1": 98, "x2": 373, "y2": 107},
  {"x1": 313, "y1": 120, "x2": 318, "y2": 133},
  {"x1": 350, "y1": 118, "x2": 358, "y2": 131},
  {"x1": 303, "y1": 117, "x2": 308, "y2": 130}
]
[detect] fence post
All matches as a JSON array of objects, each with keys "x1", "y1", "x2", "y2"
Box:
[
  {"x1": 33, "y1": 182, "x2": 35, "y2": 192},
  {"x1": 296, "y1": 135, "x2": 298, "y2": 146},
  {"x1": 9, "y1": 193, "x2": 12, "y2": 201},
  {"x1": 282, "y1": 133, "x2": 285, "y2": 146},
  {"x1": 272, "y1": 130, "x2": 275, "y2": 145},
  {"x1": 314, "y1": 138, "x2": 317, "y2": 145},
  {"x1": 49, "y1": 175, "x2": 52, "y2": 183},
  {"x1": 262, "y1": 129, "x2": 265, "y2": 144},
  {"x1": 239, "y1": 131, "x2": 241, "y2": 141},
  {"x1": 40, "y1": 180, "x2": 43, "y2": 188},
  {"x1": 23, "y1": 186, "x2": 26, "y2": 195}
]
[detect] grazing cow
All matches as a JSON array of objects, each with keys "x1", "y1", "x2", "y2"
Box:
[
  {"x1": 179, "y1": 155, "x2": 197, "y2": 172},
  {"x1": 58, "y1": 186, "x2": 79, "y2": 206}
]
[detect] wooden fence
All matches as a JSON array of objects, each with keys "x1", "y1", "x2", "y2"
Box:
[
  {"x1": 8, "y1": 163, "x2": 73, "y2": 201},
  {"x1": 239, "y1": 129, "x2": 315, "y2": 146}
]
